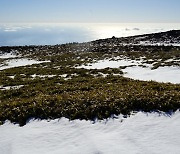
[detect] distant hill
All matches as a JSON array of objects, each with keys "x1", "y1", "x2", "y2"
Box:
[
  {"x1": 0, "y1": 30, "x2": 180, "y2": 54},
  {"x1": 92, "y1": 30, "x2": 180, "y2": 46}
]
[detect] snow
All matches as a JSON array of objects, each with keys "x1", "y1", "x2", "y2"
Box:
[
  {"x1": 0, "y1": 85, "x2": 24, "y2": 90},
  {"x1": 31, "y1": 74, "x2": 56, "y2": 78},
  {"x1": 0, "y1": 53, "x2": 18, "y2": 59},
  {"x1": 77, "y1": 58, "x2": 140, "y2": 69},
  {"x1": 139, "y1": 41, "x2": 180, "y2": 46},
  {"x1": 0, "y1": 59, "x2": 50, "y2": 70},
  {"x1": 77, "y1": 58, "x2": 180, "y2": 84},
  {"x1": 59, "y1": 74, "x2": 68, "y2": 78},
  {"x1": 124, "y1": 66, "x2": 180, "y2": 84},
  {"x1": 0, "y1": 111, "x2": 180, "y2": 154},
  {"x1": 8, "y1": 75, "x2": 15, "y2": 79}
]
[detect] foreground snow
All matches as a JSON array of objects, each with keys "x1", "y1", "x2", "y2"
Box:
[{"x1": 0, "y1": 111, "x2": 180, "y2": 154}]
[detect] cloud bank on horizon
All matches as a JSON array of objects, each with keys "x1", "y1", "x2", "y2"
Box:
[{"x1": 0, "y1": 0, "x2": 180, "y2": 23}]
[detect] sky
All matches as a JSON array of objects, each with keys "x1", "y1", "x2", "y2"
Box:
[{"x1": 0, "y1": 0, "x2": 180, "y2": 23}]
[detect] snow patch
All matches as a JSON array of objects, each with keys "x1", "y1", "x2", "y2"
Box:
[
  {"x1": 31, "y1": 74, "x2": 56, "y2": 78},
  {"x1": 0, "y1": 85, "x2": 24, "y2": 90},
  {"x1": 77, "y1": 58, "x2": 140, "y2": 69},
  {"x1": 123, "y1": 66, "x2": 180, "y2": 84},
  {"x1": 77, "y1": 58, "x2": 180, "y2": 84},
  {"x1": 139, "y1": 41, "x2": 180, "y2": 46},
  {"x1": 0, "y1": 53, "x2": 18, "y2": 59},
  {"x1": 0, "y1": 59, "x2": 50, "y2": 70}
]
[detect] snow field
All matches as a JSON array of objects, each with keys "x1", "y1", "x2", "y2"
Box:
[{"x1": 0, "y1": 111, "x2": 180, "y2": 154}]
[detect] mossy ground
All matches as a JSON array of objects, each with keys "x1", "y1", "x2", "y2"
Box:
[{"x1": 0, "y1": 44, "x2": 180, "y2": 126}]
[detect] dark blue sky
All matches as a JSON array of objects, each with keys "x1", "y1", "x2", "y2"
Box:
[{"x1": 0, "y1": 0, "x2": 180, "y2": 23}]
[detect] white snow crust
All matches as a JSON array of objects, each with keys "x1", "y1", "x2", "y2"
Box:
[
  {"x1": 77, "y1": 58, "x2": 139, "y2": 69},
  {"x1": 123, "y1": 66, "x2": 180, "y2": 84},
  {"x1": 0, "y1": 111, "x2": 180, "y2": 154},
  {"x1": 0, "y1": 85, "x2": 24, "y2": 91},
  {"x1": 78, "y1": 58, "x2": 180, "y2": 84},
  {"x1": 0, "y1": 53, "x2": 18, "y2": 59},
  {"x1": 0, "y1": 59, "x2": 50, "y2": 70}
]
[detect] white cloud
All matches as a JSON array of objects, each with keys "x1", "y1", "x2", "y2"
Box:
[
  {"x1": 3, "y1": 25, "x2": 32, "y2": 32},
  {"x1": 4, "y1": 29, "x2": 17, "y2": 32}
]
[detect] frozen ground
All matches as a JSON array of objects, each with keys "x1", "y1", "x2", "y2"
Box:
[
  {"x1": 78, "y1": 58, "x2": 180, "y2": 84},
  {"x1": 0, "y1": 111, "x2": 180, "y2": 154}
]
